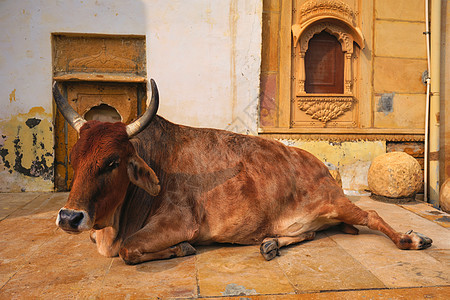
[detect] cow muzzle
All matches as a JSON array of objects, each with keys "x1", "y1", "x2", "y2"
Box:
[{"x1": 56, "y1": 208, "x2": 92, "y2": 233}]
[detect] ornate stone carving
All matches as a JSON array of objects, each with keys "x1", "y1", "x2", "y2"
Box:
[
  {"x1": 68, "y1": 43, "x2": 137, "y2": 73},
  {"x1": 299, "y1": 0, "x2": 356, "y2": 26},
  {"x1": 52, "y1": 34, "x2": 146, "y2": 78},
  {"x1": 297, "y1": 96, "x2": 354, "y2": 126},
  {"x1": 266, "y1": 134, "x2": 425, "y2": 142},
  {"x1": 299, "y1": 22, "x2": 354, "y2": 53},
  {"x1": 292, "y1": 0, "x2": 364, "y2": 49}
]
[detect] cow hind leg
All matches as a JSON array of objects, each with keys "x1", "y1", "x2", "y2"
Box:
[
  {"x1": 120, "y1": 242, "x2": 196, "y2": 265},
  {"x1": 260, "y1": 232, "x2": 316, "y2": 261},
  {"x1": 337, "y1": 222, "x2": 359, "y2": 235},
  {"x1": 333, "y1": 197, "x2": 432, "y2": 250}
]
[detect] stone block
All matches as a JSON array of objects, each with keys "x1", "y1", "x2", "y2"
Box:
[
  {"x1": 259, "y1": 74, "x2": 278, "y2": 127},
  {"x1": 263, "y1": 0, "x2": 280, "y2": 12},
  {"x1": 374, "y1": 93, "x2": 426, "y2": 129},
  {"x1": 375, "y1": 0, "x2": 424, "y2": 22},
  {"x1": 374, "y1": 57, "x2": 427, "y2": 94},
  {"x1": 368, "y1": 152, "x2": 423, "y2": 198},
  {"x1": 440, "y1": 178, "x2": 450, "y2": 213},
  {"x1": 375, "y1": 20, "x2": 426, "y2": 59},
  {"x1": 261, "y1": 11, "x2": 279, "y2": 72}
]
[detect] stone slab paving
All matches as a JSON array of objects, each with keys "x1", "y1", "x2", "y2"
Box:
[
  {"x1": 400, "y1": 201, "x2": 450, "y2": 228},
  {"x1": 0, "y1": 193, "x2": 448, "y2": 299}
]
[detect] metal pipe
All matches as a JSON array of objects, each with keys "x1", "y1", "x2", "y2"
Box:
[
  {"x1": 424, "y1": 0, "x2": 431, "y2": 202},
  {"x1": 429, "y1": 0, "x2": 441, "y2": 207}
]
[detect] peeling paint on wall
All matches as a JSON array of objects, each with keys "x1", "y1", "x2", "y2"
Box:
[
  {"x1": 278, "y1": 140, "x2": 386, "y2": 193},
  {"x1": 377, "y1": 93, "x2": 394, "y2": 115},
  {"x1": 9, "y1": 89, "x2": 16, "y2": 103},
  {"x1": 0, "y1": 107, "x2": 54, "y2": 192}
]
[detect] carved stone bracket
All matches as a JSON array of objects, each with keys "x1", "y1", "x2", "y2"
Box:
[{"x1": 297, "y1": 95, "x2": 354, "y2": 126}]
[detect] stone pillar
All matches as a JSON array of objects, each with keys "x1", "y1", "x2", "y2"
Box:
[
  {"x1": 297, "y1": 51, "x2": 306, "y2": 95},
  {"x1": 344, "y1": 52, "x2": 352, "y2": 94}
]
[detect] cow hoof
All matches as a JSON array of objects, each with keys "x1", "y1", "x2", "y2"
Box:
[
  {"x1": 89, "y1": 230, "x2": 96, "y2": 244},
  {"x1": 260, "y1": 239, "x2": 279, "y2": 261},
  {"x1": 174, "y1": 242, "x2": 196, "y2": 257},
  {"x1": 119, "y1": 248, "x2": 140, "y2": 265},
  {"x1": 405, "y1": 230, "x2": 433, "y2": 250}
]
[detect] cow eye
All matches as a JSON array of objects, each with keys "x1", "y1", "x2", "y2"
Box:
[
  {"x1": 108, "y1": 160, "x2": 119, "y2": 169},
  {"x1": 101, "y1": 157, "x2": 120, "y2": 173}
]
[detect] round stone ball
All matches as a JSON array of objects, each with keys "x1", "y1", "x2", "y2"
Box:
[
  {"x1": 368, "y1": 152, "x2": 423, "y2": 198},
  {"x1": 440, "y1": 178, "x2": 450, "y2": 213}
]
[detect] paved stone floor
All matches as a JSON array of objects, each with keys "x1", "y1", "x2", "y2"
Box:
[{"x1": 0, "y1": 192, "x2": 449, "y2": 299}]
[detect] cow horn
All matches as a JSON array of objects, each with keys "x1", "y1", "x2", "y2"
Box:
[
  {"x1": 126, "y1": 79, "x2": 159, "y2": 137},
  {"x1": 53, "y1": 82, "x2": 87, "y2": 133}
]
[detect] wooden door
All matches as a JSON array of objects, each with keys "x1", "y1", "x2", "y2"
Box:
[{"x1": 305, "y1": 31, "x2": 344, "y2": 94}]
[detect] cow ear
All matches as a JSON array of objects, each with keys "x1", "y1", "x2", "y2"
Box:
[{"x1": 127, "y1": 154, "x2": 160, "y2": 196}]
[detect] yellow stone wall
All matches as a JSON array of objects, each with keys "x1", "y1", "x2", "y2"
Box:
[
  {"x1": 261, "y1": 0, "x2": 427, "y2": 131},
  {"x1": 260, "y1": 0, "x2": 432, "y2": 192},
  {"x1": 279, "y1": 139, "x2": 386, "y2": 192},
  {"x1": 373, "y1": 0, "x2": 427, "y2": 129}
]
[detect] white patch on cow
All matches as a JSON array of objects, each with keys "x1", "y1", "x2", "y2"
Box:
[{"x1": 55, "y1": 208, "x2": 61, "y2": 227}]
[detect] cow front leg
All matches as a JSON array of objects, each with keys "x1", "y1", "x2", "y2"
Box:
[
  {"x1": 333, "y1": 197, "x2": 432, "y2": 250},
  {"x1": 260, "y1": 232, "x2": 316, "y2": 261},
  {"x1": 117, "y1": 212, "x2": 199, "y2": 264},
  {"x1": 120, "y1": 242, "x2": 196, "y2": 265},
  {"x1": 90, "y1": 227, "x2": 122, "y2": 257}
]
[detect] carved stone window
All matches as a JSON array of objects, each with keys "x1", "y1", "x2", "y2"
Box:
[
  {"x1": 259, "y1": 0, "x2": 425, "y2": 142},
  {"x1": 290, "y1": 0, "x2": 364, "y2": 128},
  {"x1": 294, "y1": 21, "x2": 359, "y2": 96}
]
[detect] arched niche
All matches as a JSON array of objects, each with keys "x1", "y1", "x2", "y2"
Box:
[
  {"x1": 84, "y1": 103, "x2": 122, "y2": 123},
  {"x1": 292, "y1": 1, "x2": 364, "y2": 96}
]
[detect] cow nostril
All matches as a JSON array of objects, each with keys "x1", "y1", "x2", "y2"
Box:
[
  {"x1": 69, "y1": 212, "x2": 84, "y2": 228},
  {"x1": 59, "y1": 210, "x2": 85, "y2": 230}
]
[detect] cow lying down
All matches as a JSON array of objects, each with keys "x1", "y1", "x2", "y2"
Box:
[{"x1": 54, "y1": 80, "x2": 432, "y2": 265}]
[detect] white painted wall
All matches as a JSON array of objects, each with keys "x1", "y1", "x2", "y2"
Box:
[
  {"x1": 147, "y1": 1, "x2": 262, "y2": 134},
  {"x1": 0, "y1": 0, "x2": 262, "y2": 191},
  {"x1": 1, "y1": 0, "x2": 261, "y2": 129}
]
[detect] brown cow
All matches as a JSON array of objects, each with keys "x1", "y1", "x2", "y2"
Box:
[{"x1": 54, "y1": 79, "x2": 432, "y2": 265}]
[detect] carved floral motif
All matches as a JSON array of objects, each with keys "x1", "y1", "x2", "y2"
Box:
[
  {"x1": 68, "y1": 43, "x2": 137, "y2": 73},
  {"x1": 299, "y1": 0, "x2": 356, "y2": 26},
  {"x1": 297, "y1": 96, "x2": 354, "y2": 126}
]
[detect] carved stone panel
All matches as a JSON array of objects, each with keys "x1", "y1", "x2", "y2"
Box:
[
  {"x1": 53, "y1": 34, "x2": 146, "y2": 81},
  {"x1": 292, "y1": 95, "x2": 357, "y2": 128}
]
